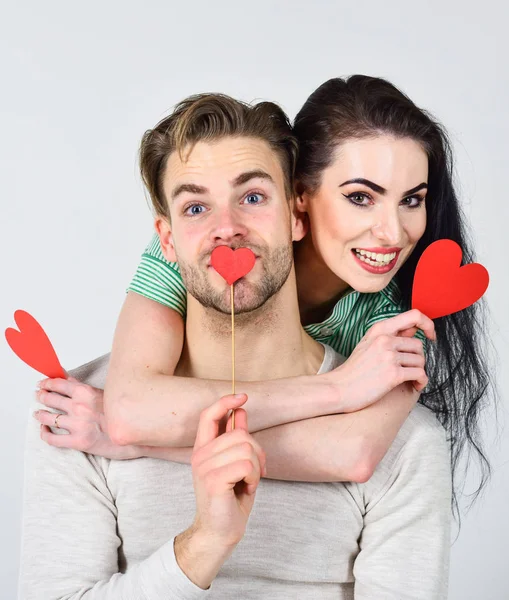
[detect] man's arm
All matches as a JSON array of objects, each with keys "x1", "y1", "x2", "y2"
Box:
[
  {"x1": 352, "y1": 407, "x2": 452, "y2": 599},
  {"x1": 19, "y1": 406, "x2": 213, "y2": 600}
]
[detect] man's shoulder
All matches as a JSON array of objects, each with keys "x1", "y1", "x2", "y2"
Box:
[
  {"x1": 366, "y1": 404, "x2": 450, "y2": 492},
  {"x1": 401, "y1": 403, "x2": 447, "y2": 445}
]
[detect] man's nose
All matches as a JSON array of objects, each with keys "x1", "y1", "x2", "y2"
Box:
[
  {"x1": 211, "y1": 206, "x2": 249, "y2": 243},
  {"x1": 371, "y1": 208, "x2": 403, "y2": 245}
]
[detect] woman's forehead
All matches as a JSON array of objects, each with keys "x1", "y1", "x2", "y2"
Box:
[{"x1": 326, "y1": 136, "x2": 429, "y2": 186}]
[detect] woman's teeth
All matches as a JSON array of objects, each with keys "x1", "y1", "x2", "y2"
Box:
[{"x1": 354, "y1": 249, "x2": 397, "y2": 267}]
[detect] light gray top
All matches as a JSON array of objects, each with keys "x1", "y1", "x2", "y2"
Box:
[{"x1": 18, "y1": 345, "x2": 452, "y2": 599}]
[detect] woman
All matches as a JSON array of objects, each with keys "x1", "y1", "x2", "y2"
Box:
[{"x1": 35, "y1": 75, "x2": 492, "y2": 512}]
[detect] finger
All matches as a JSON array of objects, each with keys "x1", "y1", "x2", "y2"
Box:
[
  {"x1": 33, "y1": 410, "x2": 72, "y2": 432},
  {"x1": 37, "y1": 377, "x2": 75, "y2": 397},
  {"x1": 224, "y1": 409, "x2": 267, "y2": 476},
  {"x1": 194, "y1": 394, "x2": 248, "y2": 451},
  {"x1": 195, "y1": 442, "x2": 261, "y2": 479},
  {"x1": 399, "y1": 367, "x2": 428, "y2": 391},
  {"x1": 371, "y1": 310, "x2": 436, "y2": 341},
  {"x1": 226, "y1": 407, "x2": 247, "y2": 433},
  {"x1": 207, "y1": 458, "x2": 261, "y2": 495},
  {"x1": 396, "y1": 353, "x2": 426, "y2": 369},
  {"x1": 40, "y1": 424, "x2": 74, "y2": 447},
  {"x1": 399, "y1": 327, "x2": 418, "y2": 338},
  {"x1": 393, "y1": 336, "x2": 424, "y2": 355},
  {"x1": 36, "y1": 390, "x2": 72, "y2": 413},
  {"x1": 194, "y1": 425, "x2": 266, "y2": 471}
]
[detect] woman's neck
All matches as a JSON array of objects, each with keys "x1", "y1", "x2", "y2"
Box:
[{"x1": 294, "y1": 233, "x2": 351, "y2": 325}]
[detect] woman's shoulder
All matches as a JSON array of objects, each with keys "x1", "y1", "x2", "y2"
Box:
[{"x1": 141, "y1": 233, "x2": 181, "y2": 273}]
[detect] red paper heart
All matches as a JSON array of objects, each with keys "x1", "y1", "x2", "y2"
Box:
[
  {"x1": 211, "y1": 246, "x2": 256, "y2": 285},
  {"x1": 412, "y1": 239, "x2": 489, "y2": 320},
  {"x1": 5, "y1": 310, "x2": 66, "y2": 379}
]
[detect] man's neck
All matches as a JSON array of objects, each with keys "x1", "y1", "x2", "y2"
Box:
[{"x1": 176, "y1": 270, "x2": 324, "y2": 381}]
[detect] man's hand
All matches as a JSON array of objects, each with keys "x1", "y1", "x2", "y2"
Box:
[
  {"x1": 175, "y1": 393, "x2": 265, "y2": 589},
  {"x1": 191, "y1": 393, "x2": 266, "y2": 545},
  {"x1": 329, "y1": 309, "x2": 435, "y2": 413}
]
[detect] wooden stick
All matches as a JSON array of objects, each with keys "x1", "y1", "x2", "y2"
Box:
[{"x1": 231, "y1": 283, "x2": 236, "y2": 430}]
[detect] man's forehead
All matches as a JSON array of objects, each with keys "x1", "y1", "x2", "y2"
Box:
[{"x1": 164, "y1": 137, "x2": 283, "y2": 185}]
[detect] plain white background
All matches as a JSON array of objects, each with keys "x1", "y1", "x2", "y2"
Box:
[{"x1": 1, "y1": 1, "x2": 507, "y2": 597}]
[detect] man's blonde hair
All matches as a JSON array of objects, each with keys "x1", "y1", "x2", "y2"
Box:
[{"x1": 139, "y1": 93, "x2": 298, "y2": 216}]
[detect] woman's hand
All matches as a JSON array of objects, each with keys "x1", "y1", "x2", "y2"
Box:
[
  {"x1": 329, "y1": 309, "x2": 435, "y2": 413},
  {"x1": 34, "y1": 377, "x2": 144, "y2": 460}
]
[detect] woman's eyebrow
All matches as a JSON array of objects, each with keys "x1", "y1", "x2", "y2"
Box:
[
  {"x1": 403, "y1": 183, "x2": 428, "y2": 196},
  {"x1": 339, "y1": 178, "x2": 386, "y2": 194},
  {"x1": 339, "y1": 178, "x2": 428, "y2": 197}
]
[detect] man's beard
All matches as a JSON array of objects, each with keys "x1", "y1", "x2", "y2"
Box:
[{"x1": 177, "y1": 242, "x2": 293, "y2": 315}]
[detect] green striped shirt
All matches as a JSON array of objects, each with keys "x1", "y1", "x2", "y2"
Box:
[{"x1": 128, "y1": 234, "x2": 421, "y2": 357}]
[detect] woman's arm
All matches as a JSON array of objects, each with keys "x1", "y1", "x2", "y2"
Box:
[
  {"x1": 101, "y1": 293, "x2": 433, "y2": 447},
  {"x1": 36, "y1": 379, "x2": 420, "y2": 484},
  {"x1": 143, "y1": 383, "x2": 420, "y2": 483},
  {"x1": 103, "y1": 292, "x2": 333, "y2": 446}
]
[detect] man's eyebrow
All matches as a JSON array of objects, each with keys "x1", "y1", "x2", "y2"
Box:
[
  {"x1": 232, "y1": 170, "x2": 274, "y2": 187},
  {"x1": 171, "y1": 183, "x2": 209, "y2": 202},
  {"x1": 339, "y1": 178, "x2": 428, "y2": 197}
]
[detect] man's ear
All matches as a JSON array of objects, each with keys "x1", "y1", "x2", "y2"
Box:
[
  {"x1": 155, "y1": 216, "x2": 177, "y2": 262},
  {"x1": 295, "y1": 188, "x2": 310, "y2": 213},
  {"x1": 290, "y1": 194, "x2": 309, "y2": 242}
]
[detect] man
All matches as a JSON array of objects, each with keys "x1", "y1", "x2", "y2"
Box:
[{"x1": 19, "y1": 94, "x2": 451, "y2": 599}]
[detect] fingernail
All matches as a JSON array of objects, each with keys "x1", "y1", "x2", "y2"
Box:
[
  {"x1": 234, "y1": 394, "x2": 245, "y2": 399},
  {"x1": 32, "y1": 411, "x2": 39, "y2": 418}
]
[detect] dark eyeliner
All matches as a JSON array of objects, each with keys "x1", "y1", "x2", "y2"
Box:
[{"x1": 342, "y1": 192, "x2": 371, "y2": 207}]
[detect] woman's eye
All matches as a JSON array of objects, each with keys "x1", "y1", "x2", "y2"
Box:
[
  {"x1": 184, "y1": 204, "x2": 206, "y2": 216},
  {"x1": 401, "y1": 196, "x2": 425, "y2": 208},
  {"x1": 243, "y1": 193, "x2": 264, "y2": 205},
  {"x1": 345, "y1": 192, "x2": 371, "y2": 206}
]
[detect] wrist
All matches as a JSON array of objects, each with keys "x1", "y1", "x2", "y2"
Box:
[
  {"x1": 317, "y1": 369, "x2": 347, "y2": 413},
  {"x1": 174, "y1": 523, "x2": 235, "y2": 590}
]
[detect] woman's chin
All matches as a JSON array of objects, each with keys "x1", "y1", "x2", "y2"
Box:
[{"x1": 343, "y1": 270, "x2": 395, "y2": 294}]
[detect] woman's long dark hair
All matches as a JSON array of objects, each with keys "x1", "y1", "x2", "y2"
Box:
[{"x1": 294, "y1": 75, "x2": 495, "y2": 517}]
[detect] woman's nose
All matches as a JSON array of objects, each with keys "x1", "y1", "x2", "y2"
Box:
[{"x1": 371, "y1": 210, "x2": 403, "y2": 245}]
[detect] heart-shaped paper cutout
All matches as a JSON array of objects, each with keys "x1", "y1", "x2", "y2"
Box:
[
  {"x1": 211, "y1": 246, "x2": 256, "y2": 285},
  {"x1": 5, "y1": 310, "x2": 66, "y2": 379},
  {"x1": 412, "y1": 239, "x2": 489, "y2": 320}
]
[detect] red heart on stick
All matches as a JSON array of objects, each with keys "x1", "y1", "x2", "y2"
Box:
[
  {"x1": 211, "y1": 246, "x2": 256, "y2": 285},
  {"x1": 5, "y1": 310, "x2": 66, "y2": 379},
  {"x1": 412, "y1": 239, "x2": 489, "y2": 320}
]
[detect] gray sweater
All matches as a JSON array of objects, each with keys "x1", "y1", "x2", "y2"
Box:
[{"x1": 19, "y1": 345, "x2": 452, "y2": 599}]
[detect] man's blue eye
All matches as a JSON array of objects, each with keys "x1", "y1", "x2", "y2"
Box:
[
  {"x1": 244, "y1": 193, "x2": 263, "y2": 204},
  {"x1": 186, "y1": 205, "x2": 205, "y2": 215}
]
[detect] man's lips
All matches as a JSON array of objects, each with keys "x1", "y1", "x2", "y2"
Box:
[{"x1": 206, "y1": 247, "x2": 260, "y2": 267}]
